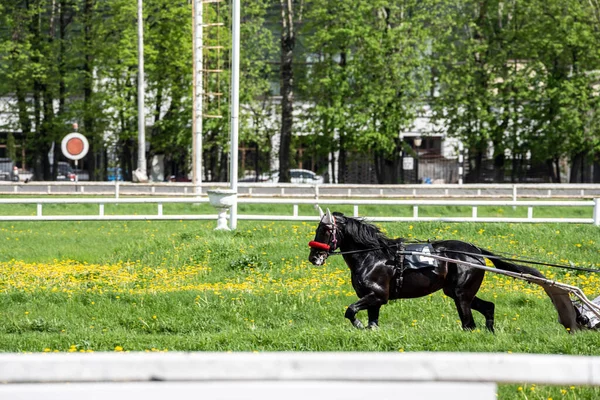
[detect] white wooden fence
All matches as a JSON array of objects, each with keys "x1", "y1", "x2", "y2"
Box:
[
  {"x1": 0, "y1": 197, "x2": 598, "y2": 225},
  {"x1": 0, "y1": 352, "x2": 598, "y2": 399},
  {"x1": 3, "y1": 181, "x2": 600, "y2": 199}
]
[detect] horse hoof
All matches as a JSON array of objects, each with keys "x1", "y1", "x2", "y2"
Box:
[{"x1": 352, "y1": 320, "x2": 364, "y2": 329}]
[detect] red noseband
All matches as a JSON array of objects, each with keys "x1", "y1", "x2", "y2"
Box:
[{"x1": 309, "y1": 241, "x2": 331, "y2": 251}]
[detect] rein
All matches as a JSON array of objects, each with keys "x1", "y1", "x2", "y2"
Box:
[
  {"x1": 309, "y1": 231, "x2": 600, "y2": 274},
  {"x1": 441, "y1": 249, "x2": 600, "y2": 274}
]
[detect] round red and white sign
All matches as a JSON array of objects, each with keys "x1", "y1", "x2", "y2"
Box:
[{"x1": 61, "y1": 133, "x2": 89, "y2": 161}]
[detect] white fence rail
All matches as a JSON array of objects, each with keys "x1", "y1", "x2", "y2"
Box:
[
  {"x1": 0, "y1": 197, "x2": 598, "y2": 225},
  {"x1": 3, "y1": 181, "x2": 600, "y2": 199},
  {"x1": 0, "y1": 352, "x2": 598, "y2": 399}
]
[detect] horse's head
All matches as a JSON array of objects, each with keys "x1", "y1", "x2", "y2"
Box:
[{"x1": 308, "y1": 208, "x2": 343, "y2": 266}]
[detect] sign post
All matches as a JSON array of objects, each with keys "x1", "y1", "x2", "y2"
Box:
[{"x1": 61, "y1": 124, "x2": 89, "y2": 182}]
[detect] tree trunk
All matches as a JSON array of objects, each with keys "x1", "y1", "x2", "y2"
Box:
[
  {"x1": 83, "y1": 0, "x2": 96, "y2": 180},
  {"x1": 570, "y1": 151, "x2": 585, "y2": 183},
  {"x1": 493, "y1": 151, "x2": 505, "y2": 183},
  {"x1": 278, "y1": 1, "x2": 295, "y2": 183},
  {"x1": 338, "y1": 132, "x2": 346, "y2": 184},
  {"x1": 279, "y1": 37, "x2": 294, "y2": 182}
]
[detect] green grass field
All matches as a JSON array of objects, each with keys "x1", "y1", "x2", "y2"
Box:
[{"x1": 0, "y1": 204, "x2": 599, "y2": 398}]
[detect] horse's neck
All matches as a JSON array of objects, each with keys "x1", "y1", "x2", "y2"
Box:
[{"x1": 339, "y1": 236, "x2": 378, "y2": 270}]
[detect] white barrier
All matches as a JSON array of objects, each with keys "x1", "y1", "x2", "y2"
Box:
[
  {"x1": 0, "y1": 197, "x2": 597, "y2": 225},
  {"x1": 3, "y1": 182, "x2": 600, "y2": 199},
  {"x1": 0, "y1": 352, "x2": 598, "y2": 399}
]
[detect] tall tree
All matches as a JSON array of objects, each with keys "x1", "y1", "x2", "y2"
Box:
[{"x1": 277, "y1": 0, "x2": 303, "y2": 182}]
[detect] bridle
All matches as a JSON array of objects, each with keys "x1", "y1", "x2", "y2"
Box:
[{"x1": 308, "y1": 216, "x2": 338, "y2": 254}]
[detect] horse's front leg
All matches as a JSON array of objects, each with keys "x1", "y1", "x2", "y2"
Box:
[
  {"x1": 367, "y1": 306, "x2": 381, "y2": 329},
  {"x1": 345, "y1": 293, "x2": 387, "y2": 329}
]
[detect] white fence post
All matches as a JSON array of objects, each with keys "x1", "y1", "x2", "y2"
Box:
[{"x1": 594, "y1": 198, "x2": 600, "y2": 226}]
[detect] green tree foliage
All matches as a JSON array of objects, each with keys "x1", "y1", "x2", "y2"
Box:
[
  {"x1": 304, "y1": 0, "x2": 431, "y2": 183},
  {"x1": 2, "y1": 0, "x2": 600, "y2": 183},
  {"x1": 432, "y1": 0, "x2": 600, "y2": 182}
]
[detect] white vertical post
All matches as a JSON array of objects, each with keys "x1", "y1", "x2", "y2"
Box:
[
  {"x1": 594, "y1": 198, "x2": 600, "y2": 226},
  {"x1": 37, "y1": 203, "x2": 42, "y2": 217},
  {"x1": 293, "y1": 204, "x2": 298, "y2": 217},
  {"x1": 228, "y1": 0, "x2": 240, "y2": 230},
  {"x1": 99, "y1": 204, "x2": 104, "y2": 217},
  {"x1": 457, "y1": 141, "x2": 464, "y2": 185},
  {"x1": 353, "y1": 205, "x2": 359, "y2": 217},
  {"x1": 192, "y1": 0, "x2": 203, "y2": 196},
  {"x1": 136, "y1": 0, "x2": 147, "y2": 180},
  {"x1": 527, "y1": 207, "x2": 533, "y2": 219},
  {"x1": 472, "y1": 207, "x2": 477, "y2": 219},
  {"x1": 512, "y1": 185, "x2": 517, "y2": 211},
  {"x1": 413, "y1": 206, "x2": 418, "y2": 219}
]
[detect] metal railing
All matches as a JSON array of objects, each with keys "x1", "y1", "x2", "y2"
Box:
[{"x1": 0, "y1": 197, "x2": 598, "y2": 225}]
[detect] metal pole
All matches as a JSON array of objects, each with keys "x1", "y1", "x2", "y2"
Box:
[
  {"x1": 229, "y1": 0, "x2": 240, "y2": 230},
  {"x1": 136, "y1": 0, "x2": 148, "y2": 181},
  {"x1": 192, "y1": 0, "x2": 203, "y2": 195}
]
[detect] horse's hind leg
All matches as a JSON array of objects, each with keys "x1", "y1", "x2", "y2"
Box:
[
  {"x1": 471, "y1": 296, "x2": 495, "y2": 333},
  {"x1": 449, "y1": 295, "x2": 477, "y2": 330}
]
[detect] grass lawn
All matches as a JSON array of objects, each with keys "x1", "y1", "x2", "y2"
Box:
[{"x1": 0, "y1": 212, "x2": 598, "y2": 398}]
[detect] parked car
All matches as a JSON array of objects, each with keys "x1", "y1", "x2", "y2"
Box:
[
  {"x1": 266, "y1": 169, "x2": 324, "y2": 184},
  {"x1": 239, "y1": 171, "x2": 271, "y2": 182},
  {"x1": 73, "y1": 169, "x2": 90, "y2": 181},
  {"x1": 0, "y1": 158, "x2": 15, "y2": 181},
  {"x1": 55, "y1": 162, "x2": 76, "y2": 181}
]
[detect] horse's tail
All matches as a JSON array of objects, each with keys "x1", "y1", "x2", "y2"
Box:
[
  {"x1": 477, "y1": 247, "x2": 579, "y2": 332},
  {"x1": 477, "y1": 248, "x2": 545, "y2": 277}
]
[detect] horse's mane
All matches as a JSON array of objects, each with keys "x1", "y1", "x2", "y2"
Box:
[{"x1": 340, "y1": 216, "x2": 401, "y2": 257}]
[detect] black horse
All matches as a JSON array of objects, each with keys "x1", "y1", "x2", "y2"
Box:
[{"x1": 308, "y1": 210, "x2": 578, "y2": 332}]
